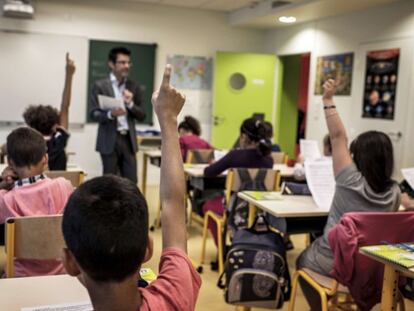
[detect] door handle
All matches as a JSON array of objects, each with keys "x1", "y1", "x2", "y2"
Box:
[
  {"x1": 213, "y1": 116, "x2": 225, "y2": 126},
  {"x1": 387, "y1": 131, "x2": 402, "y2": 140}
]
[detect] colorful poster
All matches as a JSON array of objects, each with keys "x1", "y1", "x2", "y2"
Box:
[
  {"x1": 167, "y1": 55, "x2": 213, "y2": 90},
  {"x1": 314, "y1": 53, "x2": 354, "y2": 95},
  {"x1": 362, "y1": 48, "x2": 400, "y2": 120}
]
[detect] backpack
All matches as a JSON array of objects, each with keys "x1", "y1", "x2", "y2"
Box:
[
  {"x1": 218, "y1": 216, "x2": 291, "y2": 309},
  {"x1": 227, "y1": 168, "x2": 268, "y2": 235}
]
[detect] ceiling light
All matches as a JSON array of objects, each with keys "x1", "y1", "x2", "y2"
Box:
[{"x1": 278, "y1": 16, "x2": 296, "y2": 24}]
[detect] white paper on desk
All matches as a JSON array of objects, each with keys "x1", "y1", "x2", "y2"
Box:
[
  {"x1": 214, "y1": 150, "x2": 228, "y2": 162},
  {"x1": 300, "y1": 139, "x2": 322, "y2": 160},
  {"x1": 305, "y1": 159, "x2": 335, "y2": 209},
  {"x1": 402, "y1": 168, "x2": 414, "y2": 189},
  {"x1": 21, "y1": 302, "x2": 92, "y2": 311},
  {"x1": 98, "y1": 95, "x2": 124, "y2": 110}
]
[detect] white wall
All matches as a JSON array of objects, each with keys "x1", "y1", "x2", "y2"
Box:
[
  {"x1": 264, "y1": 0, "x2": 414, "y2": 173},
  {"x1": 0, "y1": 0, "x2": 266, "y2": 182}
]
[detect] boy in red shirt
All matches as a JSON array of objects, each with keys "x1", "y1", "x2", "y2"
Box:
[
  {"x1": 62, "y1": 65, "x2": 201, "y2": 310},
  {"x1": 0, "y1": 127, "x2": 73, "y2": 276}
]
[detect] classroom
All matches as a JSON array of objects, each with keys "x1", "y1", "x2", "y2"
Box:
[{"x1": 1, "y1": 0, "x2": 414, "y2": 310}]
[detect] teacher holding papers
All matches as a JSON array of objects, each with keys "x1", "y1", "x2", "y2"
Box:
[{"x1": 90, "y1": 47, "x2": 145, "y2": 183}]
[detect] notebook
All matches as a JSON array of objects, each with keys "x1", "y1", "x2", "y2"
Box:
[
  {"x1": 243, "y1": 191, "x2": 283, "y2": 201},
  {"x1": 361, "y1": 244, "x2": 414, "y2": 270}
]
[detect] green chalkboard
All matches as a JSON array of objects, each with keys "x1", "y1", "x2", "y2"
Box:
[{"x1": 87, "y1": 40, "x2": 157, "y2": 124}]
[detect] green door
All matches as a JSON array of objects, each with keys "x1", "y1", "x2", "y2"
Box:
[{"x1": 212, "y1": 52, "x2": 276, "y2": 149}]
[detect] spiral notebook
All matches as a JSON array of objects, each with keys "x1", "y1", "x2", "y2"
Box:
[{"x1": 361, "y1": 244, "x2": 414, "y2": 269}]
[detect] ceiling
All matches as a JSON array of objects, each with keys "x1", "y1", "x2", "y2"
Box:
[
  {"x1": 229, "y1": 0, "x2": 407, "y2": 29},
  {"x1": 42, "y1": 0, "x2": 408, "y2": 28},
  {"x1": 121, "y1": 0, "x2": 268, "y2": 12}
]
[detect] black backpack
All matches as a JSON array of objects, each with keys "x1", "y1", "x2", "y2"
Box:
[
  {"x1": 218, "y1": 216, "x2": 291, "y2": 309},
  {"x1": 227, "y1": 168, "x2": 268, "y2": 235}
]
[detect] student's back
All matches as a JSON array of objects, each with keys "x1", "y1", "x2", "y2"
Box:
[
  {"x1": 179, "y1": 134, "x2": 212, "y2": 160},
  {"x1": 178, "y1": 116, "x2": 212, "y2": 160},
  {"x1": 0, "y1": 127, "x2": 73, "y2": 277},
  {"x1": 0, "y1": 177, "x2": 72, "y2": 220},
  {"x1": 204, "y1": 148, "x2": 273, "y2": 177},
  {"x1": 297, "y1": 80, "x2": 400, "y2": 311}
]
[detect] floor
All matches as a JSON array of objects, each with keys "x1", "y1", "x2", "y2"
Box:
[{"x1": 144, "y1": 185, "x2": 414, "y2": 311}]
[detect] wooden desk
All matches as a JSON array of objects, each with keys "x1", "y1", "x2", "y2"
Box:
[
  {"x1": 360, "y1": 248, "x2": 414, "y2": 310},
  {"x1": 0, "y1": 274, "x2": 90, "y2": 310},
  {"x1": 273, "y1": 164, "x2": 295, "y2": 178},
  {"x1": 141, "y1": 149, "x2": 161, "y2": 197},
  {"x1": 238, "y1": 192, "x2": 329, "y2": 218},
  {"x1": 184, "y1": 164, "x2": 226, "y2": 191},
  {"x1": 137, "y1": 135, "x2": 161, "y2": 148},
  {"x1": 238, "y1": 192, "x2": 329, "y2": 234}
]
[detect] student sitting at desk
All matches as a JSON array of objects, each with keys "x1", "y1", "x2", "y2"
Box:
[
  {"x1": 23, "y1": 53, "x2": 75, "y2": 170},
  {"x1": 203, "y1": 117, "x2": 273, "y2": 252},
  {"x1": 0, "y1": 127, "x2": 73, "y2": 277},
  {"x1": 178, "y1": 115, "x2": 212, "y2": 161},
  {"x1": 296, "y1": 79, "x2": 400, "y2": 310},
  {"x1": 263, "y1": 121, "x2": 281, "y2": 152},
  {"x1": 62, "y1": 65, "x2": 201, "y2": 310}
]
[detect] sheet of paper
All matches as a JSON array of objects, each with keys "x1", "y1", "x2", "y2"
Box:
[
  {"x1": 21, "y1": 302, "x2": 92, "y2": 311},
  {"x1": 98, "y1": 94, "x2": 124, "y2": 110},
  {"x1": 300, "y1": 139, "x2": 322, "y2": 160},
  {"x1": 214, "y1": 150, "x2": 228, "y2": 162},
  {"x1": 402, "y1": 167, "x2": 414, "y2": 189},
  {"x1": 305, "y1": 158, "x2": 335, "y2": 209}
]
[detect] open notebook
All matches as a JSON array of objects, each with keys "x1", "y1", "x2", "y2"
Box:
[
  {"x1": 361, "y1": 244, "x2": 414, "y2": 270},
  {"x1": 243, "y1": 191, "x2": 283, "y2": 201}
]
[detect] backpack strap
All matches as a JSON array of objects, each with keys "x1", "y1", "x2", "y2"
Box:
[
  {"x1": 255, "y1": 169, "x2": 268, "y2": 184},
  {"x1": 237, "y1": 168, "x2": 253, "y2": 190}
]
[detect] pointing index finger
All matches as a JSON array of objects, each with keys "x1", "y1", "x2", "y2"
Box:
[{"x1": 161, "y1": 64, "x2": 172, "y2": 89}]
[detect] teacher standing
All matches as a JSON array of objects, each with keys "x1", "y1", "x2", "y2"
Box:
[{"x1": 90, "y1": 47, "x2": 146, "y2": 183}]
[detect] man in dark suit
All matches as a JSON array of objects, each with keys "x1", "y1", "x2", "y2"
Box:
[{"x1": 90, "y1": 47, "x2": 145, "y2": 183}]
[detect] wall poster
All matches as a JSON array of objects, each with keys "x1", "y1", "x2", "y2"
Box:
[
  {"x1": 314, "y1": 52, "x2": 354, "y2": 96},
  {"x1": 362, "y1": 48, "x2": 400, "y2": 120}
]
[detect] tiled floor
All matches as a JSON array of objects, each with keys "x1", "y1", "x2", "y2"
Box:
[{"x1": 144, "y1": 185, "x2": 414, "y2": 311}]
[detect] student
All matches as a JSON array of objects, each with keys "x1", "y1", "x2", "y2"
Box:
[
  {"x1": 62, "y1": 65, "x2": 201, "y2": 311},
  {"x1": 178, "y1": 115, "x2": 212, "y2": 161},
  {"x1": 202, "y1": 118, "x2": 273, "y2": 247},
  {"x1": 296, "y1": 79, "x2": 400, "y2": 310},
  {"x1": 0, "y1": 127, "x2": 73, "y2": 277},
  {"x1": 23, "y1": 53, "x2": 76, "y2": 170},
  {"x1": 263, "y1": 121, "x2": 281, "y2": 152}
]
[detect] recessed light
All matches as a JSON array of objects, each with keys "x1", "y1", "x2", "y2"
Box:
[{"x1": 278, "y1": 16, "x2": 296, "y2": 24}]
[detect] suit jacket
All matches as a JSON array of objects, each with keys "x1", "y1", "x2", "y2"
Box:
[{"x1": 90, "y1": 77, "x2": 146, "y2": 155}]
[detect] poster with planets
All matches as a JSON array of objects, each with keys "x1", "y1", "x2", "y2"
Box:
[{"x1": 362, "y1": 48, "x2": 400, "y2": 120}]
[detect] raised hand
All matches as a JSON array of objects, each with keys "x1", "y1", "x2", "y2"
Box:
[
  {"x1": 322, "y1": 79, "x2": 337, "y2": 101},
  {"x1": 66, "y1": 52, "x2": 76, "y2": 76},
  {"x1": 151, "y1": 65, "x2": 185, "y2": 123}
]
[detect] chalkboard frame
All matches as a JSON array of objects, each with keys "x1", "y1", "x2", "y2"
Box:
[{"x1": 87, "y1": 40, "x2": 157, "y2": 124}]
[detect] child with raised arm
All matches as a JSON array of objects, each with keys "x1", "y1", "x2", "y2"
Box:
[
  {"x1": 23, "y1": 53, "x2": 75, "y2": 170},
  {"x1": 62, "y1": 65, "x2": 201, "y2": 311},
  {"x1": 296, "y1": 79, "x2": 400, "y2": 310}
]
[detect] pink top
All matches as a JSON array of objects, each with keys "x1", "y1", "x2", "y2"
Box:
[
  {"x1": 139, "y1": 247, "x2": 202, "y2": 311},
  {"x1": 0, "y1": 177, "x2": 74, "y2": 277},
  {"x1": 179, "y1": 134, "x2": 212, "y2": 160}
]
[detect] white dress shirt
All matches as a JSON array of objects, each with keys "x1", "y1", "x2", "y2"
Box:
[{"x1": 109, "y1": 73, "x2": 133, "y2": 132}]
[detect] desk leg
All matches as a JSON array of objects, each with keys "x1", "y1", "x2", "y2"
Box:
[
  {"x1": 141, "y1": 154, "x2": 148, "y2": 196},
  {"x1": 381, "y1": 265, "x2": 399, "y2": 311},
  {"x1": 235, "y1": 306, "x2": 250, "y2": 311},
  {"x1": 247, "y1": 204, "x2": 257, "y2": 227}
]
